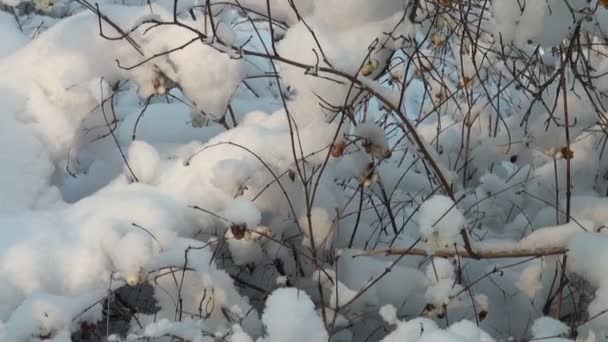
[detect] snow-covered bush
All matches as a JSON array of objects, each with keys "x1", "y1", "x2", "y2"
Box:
[{"x1": 2, "y1": 0, "x2": 608, "y2": 341}]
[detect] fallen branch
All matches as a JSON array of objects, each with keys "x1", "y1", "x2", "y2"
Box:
[{"x1": 361, "y1": 245, "x2": 567, "y2": 259}]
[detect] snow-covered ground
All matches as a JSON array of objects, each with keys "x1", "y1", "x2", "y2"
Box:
[{"x1": 1, "y1": 0, "x2": 608, "y2": 341}]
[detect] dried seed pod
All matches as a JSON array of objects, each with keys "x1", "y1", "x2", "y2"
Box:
[
  {"x1": 125, "y1": 267, "x2": 147, "y2": 287},
  {"x1": 362, "y1": 140, "x2": 392, "y2": 160},
  {"x1": 361, "y1": 59, "x2": 380, "y2": 77},
  {"x1": 460, "y1": 75, "x2": 474, "y2": 88},
  {"x1": 230, "y1": 223, "x2": 248, "y2": 240},
  {"x1": 431, "y1": 33, "x2": 444, "y2": 47},
  {"x1": 359, "y1": 162, "x2": 379, "y2": 187},
  {"x1": 235, "y1": 184, "x2": 248, "y2": 197},
  {"x1": 331, "y1": 140, "x2": 347, "y2": 158},
  {"x1": 288, "y1": 169, "x2": 296, "y2": 182},
  {"x1": 561, "y1": 147, "x2": 574, "y2": 160},
  {"x1": 478, "y1": 309, "x2": 488, "y2": 321}
]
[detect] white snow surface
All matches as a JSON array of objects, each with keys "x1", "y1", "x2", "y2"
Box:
[{"x1": 2, "y1": 0, "x2": 608, "y2": 341}]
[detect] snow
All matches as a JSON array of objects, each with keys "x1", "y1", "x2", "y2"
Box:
[
  {"x1": 257, "y1": 288, "x2": 327, "y2": 342},
  {"x1": 0, "y1": 11, "x2": 27, "y2": 58},
  {"x1": 355, "y1": 122, "x2": 391, "y2": 159},
  {"x1": 219, "y1": 0, "x2": 313, "y2": 26},
  {"x1": 137, "y1": 318, "x2": 211, "y2": 341},
  {"x1": 379, "y1": 304, "x2": 399, "y2": 325},
  {"x1": 380, "y1": 312, "x2": 496, "y2": 342},
  {"x1": 336, "y1": 249, "x2": 427, "y2": 314},
  {"x1": 380, "y1": 317, "x2": 438, "y2": 342},
  {"x1": 424, "y1": 279, "x2": 466, "y2": 317},
  {"x1": 211, "y1": 158, "x2": 255, "y2": 197},
  {"x1": 447, "y1": 320, "x2": 495, "y2": 342},
  {"x1": 491, "y1": 0, "x2": 593, "y2": 49},
  {"x1": 5, "y1": 292, "x2": 103, "y2": 341},
  {"x1": 111, "y1": 231, "x2": 154, "y2": 285},
  {"x1": 516, "y1": 259, "x2": 543, "y2": 299},
  {"x1": 126, "y1": 140, "x2": 161, "y2": 183},
  {"x1": 568, "y1": 233, "x2": 608, "y2": 287},
  {"x1": 313, "y1": 268, "x2": 358, "y2": 309},
  {"x1": 532, "y1": 316, "x2": 570, "y2": 340},
  {"x1": 586, "y1": 287, "x2": 608, "y2": 339},
  {"x1": 425, "y1": 258, "x2": 455, "y2": 284},
  {"x1": 299, "y1": 207, "x2": 335, "y2": 250},
  {"x1": 519, "y1": 220, "x2": 594, "y2": 250},
  {"x1": 230, "y1": 324, "x2": 254, "y2": 342},
  {"x1": 418, "y1": 195, "x2": 465, "y2": 250},
  {"x1": 225, "y1": 225, "x2": 269, "y2": 266},
  {"x1": 221, "y1": 198, "x2": 262, "y2": 229},
  {"x1": 1, "y1": 0, "x2": 608, "y2": 341},
  {"x1": 0, "y1": 116, "x2": 57, "y2": 214}
]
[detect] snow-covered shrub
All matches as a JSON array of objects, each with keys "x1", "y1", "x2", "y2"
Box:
[{"x1": 2, "y1": 0, "x2": 608, "y2": 341}]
